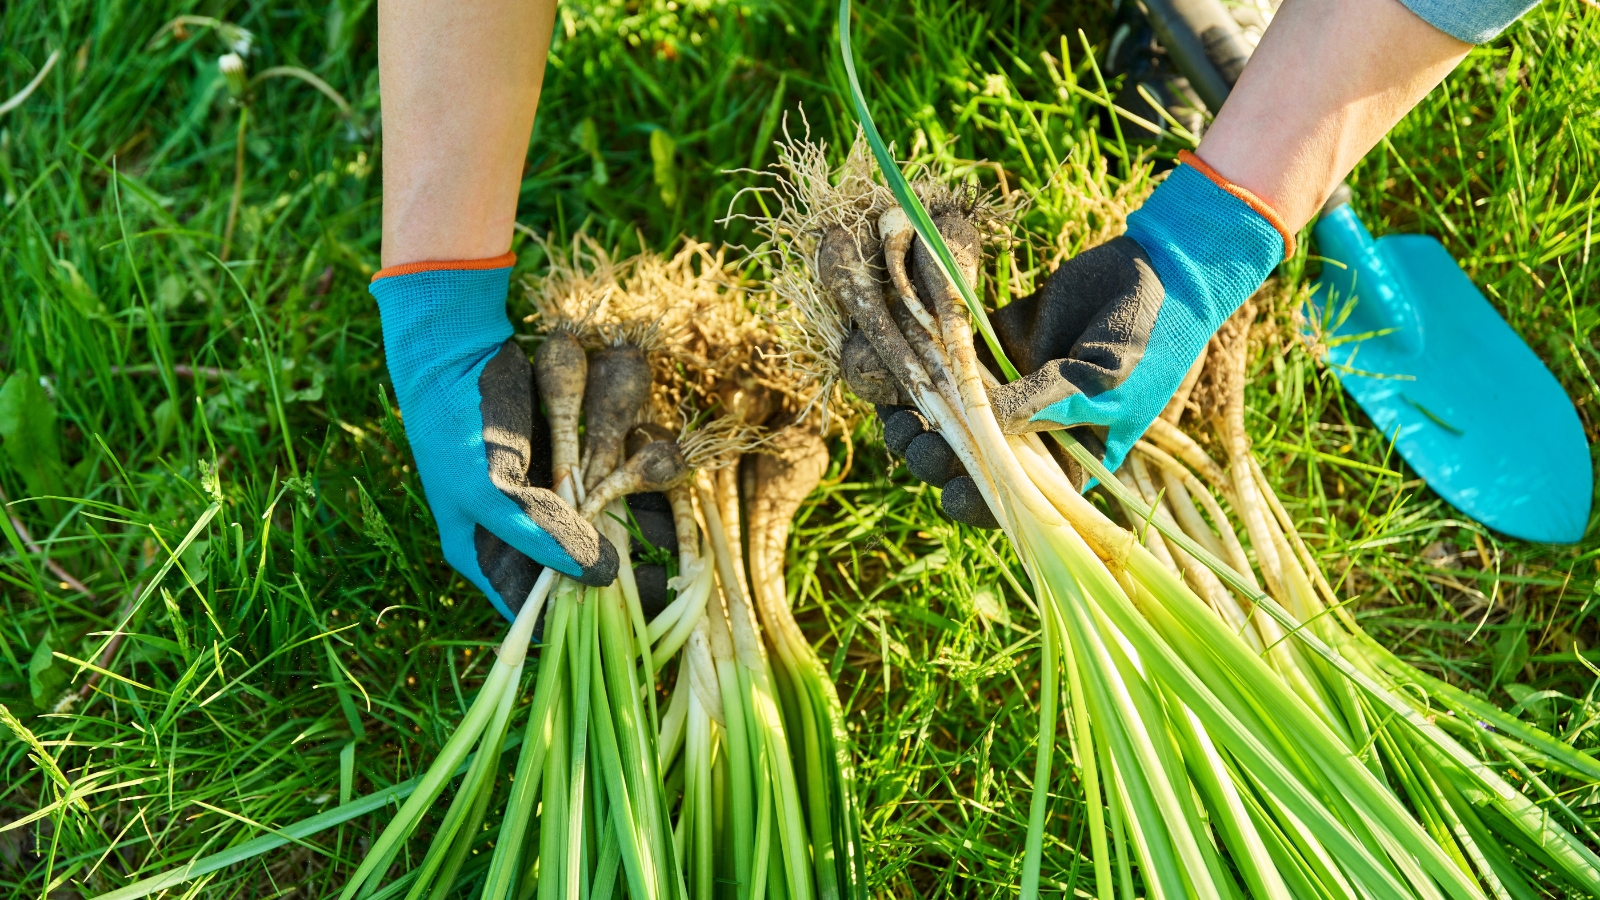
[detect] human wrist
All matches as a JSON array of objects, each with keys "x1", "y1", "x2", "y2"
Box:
[{"x1": 1194, "y1": 0, "x2": 1472, "y2": 231}]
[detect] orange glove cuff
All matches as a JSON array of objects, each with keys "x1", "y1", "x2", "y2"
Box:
[
  {"x1": 1177, "y1": 150, "x2": 1297, "y2": 260},
  {"x1": 371, "y1": 251, "x2": 518, "y2": 283}
]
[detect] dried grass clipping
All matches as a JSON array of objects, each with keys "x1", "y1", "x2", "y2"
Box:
[{"x1": 1047, "y1": 156, "x2": 1158, "y2": 265}]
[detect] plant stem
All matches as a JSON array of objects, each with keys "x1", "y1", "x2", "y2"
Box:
[{"x1": 221, "y1": 104, "x2": 248, "y2": 262}]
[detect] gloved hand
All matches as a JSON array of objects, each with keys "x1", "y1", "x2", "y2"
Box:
[
  {"x1": 621, "y1": 491, "x2": 679, "y2": 619},
  {"x1": 370, "y1": 255, "x2": 618, "y2": 621},
  {"x1": 866, "y1": 151, "x2": 1292, "y2": 527}
]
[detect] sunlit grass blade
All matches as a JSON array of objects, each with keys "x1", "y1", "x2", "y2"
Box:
[{"x1": 90, "y1": 729, "x2": 530, "y2": 900}]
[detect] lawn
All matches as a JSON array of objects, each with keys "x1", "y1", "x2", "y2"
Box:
[{"x1": 1, "y1": 0, "x2": 1598, "y2": 897}]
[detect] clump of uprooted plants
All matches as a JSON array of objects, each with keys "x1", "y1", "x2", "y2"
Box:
[
  {"x1": 743, "y1": 127, "x2": 1600, "y2": 900},
  {"x1": 1119, "y1": 300, "x2": 1600, "y2": 900},
  {"x1": 321, "y1": 234, "x2": 870, "y2": 900},
  {"x1": 526, "y1": 232, "x2": 870, "y2": 900}
]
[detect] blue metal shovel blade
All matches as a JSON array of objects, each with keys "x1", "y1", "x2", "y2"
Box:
[{"x1": 1311, "y1": 205, "x2": 1592, "y2": 543}]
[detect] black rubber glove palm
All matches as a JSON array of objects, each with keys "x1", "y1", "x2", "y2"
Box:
[
  {"x1": 477, "y1": 350, "x2": 676, "y2": 619},
  {"x1": 858, "y1": 235, "x2": 1159, "y2": 528}
]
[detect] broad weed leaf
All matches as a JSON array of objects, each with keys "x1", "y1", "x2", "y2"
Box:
[
  {"x1": 0, "y1": 373, "x2": 65, "y2": 503},
  {"x1": 28, "y1": 633, "x2": 65, "y2": 706}
]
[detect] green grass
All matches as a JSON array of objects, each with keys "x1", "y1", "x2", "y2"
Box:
[{"x1": 1, "y1": 0, "x2": 1598, "y2": 897}]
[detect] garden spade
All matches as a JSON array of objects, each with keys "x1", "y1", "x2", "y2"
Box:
[
  {"x1": 1138, "y1": 0, "x2": 1593, "y2": 543},
  {"x1": 1312, "y1": 191, "x2": 1591, "y2": 543}
]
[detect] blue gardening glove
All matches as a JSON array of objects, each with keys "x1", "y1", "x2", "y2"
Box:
[
  {"x1": 370, "y1": 256, "x2": 618, "y2": 621},
  {"x1": 989, "y1": 152, "x2": 1290, "y2": 468},
  {"x1": 869, "y1": 153, "x2": 1290, "y2": 527}
]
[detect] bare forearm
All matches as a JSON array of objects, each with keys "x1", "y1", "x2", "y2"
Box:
[
  {"x1": 1197, "y1": 0, "x2": 1470, "y2": 233},
  {"x1": 377, "y1": 0, "x2": 558, "y2": 267}
]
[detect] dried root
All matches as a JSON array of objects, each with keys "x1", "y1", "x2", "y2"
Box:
[
  {"x1": 732, "y1": 122, "x2": 1021, "y2": 435},
  {"x1": 729, "y1": 123, "x2": 900, "y2": 429}
]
